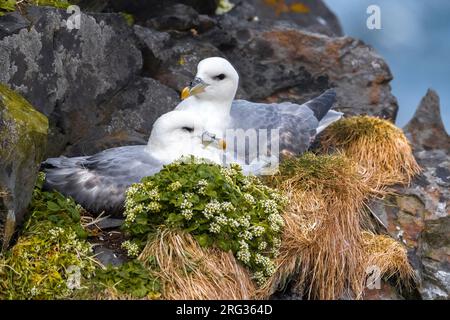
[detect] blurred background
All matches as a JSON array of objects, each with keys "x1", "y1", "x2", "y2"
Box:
[{"x1": 324, "y1": 0, "x2": 450, "y2": 132}]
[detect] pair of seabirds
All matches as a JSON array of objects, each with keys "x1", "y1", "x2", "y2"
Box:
[{"x1": 43, "y1": 57, "x2": 342, "y2": 214}]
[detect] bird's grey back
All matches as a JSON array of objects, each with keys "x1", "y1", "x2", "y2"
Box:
[{"x1": 42, "y1": 145, "x2": 163, "y2": 215}]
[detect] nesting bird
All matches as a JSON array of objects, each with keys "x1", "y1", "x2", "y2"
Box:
[{"x1": 42, "y1": 57, "x2": 341, "y2": 214}]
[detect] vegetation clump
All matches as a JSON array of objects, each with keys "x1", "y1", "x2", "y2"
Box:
[
  {"x1": 76, "y1": 260, "x2": 161, "y2": 300},
  {"x1": 122, "y1": 157, "x2": 288, "y2": 286},
  {"x1": 260, "y1": 152, "x2": 370, "y2": 299},
  {"x1": 320, "y1": 116, "x2": 421, "y2": 189},
  {"x1": 0, "y1": 173, "x2": 95, "y2": 299}
]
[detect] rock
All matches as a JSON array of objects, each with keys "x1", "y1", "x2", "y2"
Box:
[
  {"x1": 63, "y1": 77, "x2": 179, "y2": 156},
  {"x1": 94, "y1": 0, "x2": 218, "y2": 23},
  {"x1": 95, "y1": 218, "x2": 124, "y2": 230},
  {"x1": 93, "y1": 246, "x2": 126, "y2": 267},
  {"x1": 362, "y1": 281, "x2": 404, "y2": 300},
  {"x1": 0, "y1": 7, "x2": 185, "y2": 157},
  {"x1": 228, "y1": 0, "x2": 343, "y2": 37},
  {"x1": 0, "y1": 84, "x2": 48, "y2": 248},
  {"x1": 0, "y1": 11, "x2": 30, "y2": 38},
  {"x1": 145, "y1": 4, "x2": 202, "y2": 32},
  {"x1": 371, "y1": 90, "x2": 450, "y2": 300},
  {"x1": 418, "y1": 217, "x2": 450, "y2": 300},
  {"x1": 134, "y1": 24, "x2": 222, "y2": 92},
  {"x1": 404, "y1": 89, "x2": 450, "y2": 152}
]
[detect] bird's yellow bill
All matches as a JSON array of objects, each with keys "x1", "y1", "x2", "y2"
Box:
[
  {"x1": 181, "y1": 87, "x2": 191, "y2": 100},
  {"x1": 218, "y1": 139, "x2": 227, "y2": 150}
]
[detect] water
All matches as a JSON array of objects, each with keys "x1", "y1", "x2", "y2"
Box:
[{"x1": 324, "y1": 0, "x2": 450, "y2": 133}]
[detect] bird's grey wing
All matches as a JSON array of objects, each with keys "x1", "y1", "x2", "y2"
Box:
[
  {"x1": 42, "y1": 145, "x2": 163, "y2": 215},
  {"x1": 230, "y1": 100, "x2": 319, "y2": 156}
]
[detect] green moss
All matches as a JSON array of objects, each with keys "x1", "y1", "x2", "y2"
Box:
[
  {"x1": 120, "y1": 12, "x2": 134, "y2": 26},
  {"x1": 0, "y1": 0, "x2": 71, "y2": 15},
  {"x1": 0, "y1": 84, "x2": 48, "y2": 161},
  {"x1": 0, "y1": 84, "x2": 47, "y2": 135},
  {"x1": 279, "y1": 152, "x2": 351, "y2": 182},
  {"x1": 122, "y1": 157, "x2": 288, "y2": 285}
]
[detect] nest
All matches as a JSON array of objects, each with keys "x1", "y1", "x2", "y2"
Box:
[
  {"x1": 138, "y1": 228, "x2": 257, "y2": 300},
  {"x1": 320, "y1": 116, "x2": 421, "y2": 190}
]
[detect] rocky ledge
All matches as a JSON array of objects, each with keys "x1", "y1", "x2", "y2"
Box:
[{"x1": 0, "y1": 0, "x2": 448, "y2": 300}]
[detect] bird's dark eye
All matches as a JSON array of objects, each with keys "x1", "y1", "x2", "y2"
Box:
[
  {"x1": 182, "y1": 126, "x2": 194, "y2": 133},
  {"x1": 214, "y1": 74, "x2": 226, "y2": 81}
]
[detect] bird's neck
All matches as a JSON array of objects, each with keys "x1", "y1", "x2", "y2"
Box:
[{"x1": 189, "y1": 97, "x2": 232, "y2": 134}]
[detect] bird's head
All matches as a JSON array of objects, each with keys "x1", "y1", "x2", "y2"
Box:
[
  {"x1": 147, "y1": 110, "x2": 226, "y2": 163},
  {"x1": 181, "y1": 57, "x2": 239, "y2": 104}
]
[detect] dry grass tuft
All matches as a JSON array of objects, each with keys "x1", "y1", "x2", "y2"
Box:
[
  {"x1": 320, "y1": 116, "x2": 421, "y2": 190},
  {"x1": 260, "y1": 153, "x2": 371, "y2": 299},
  {"x1": 361, "y1": 231, "x2": 415, "y2": 286},
  {"x1": 138, "y1": 228, "x2": 257, "y2": 300}
]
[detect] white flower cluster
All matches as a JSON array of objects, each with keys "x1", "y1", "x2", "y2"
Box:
[
  {"x1": 267, "y1": 213, "x2": 284, "y2": 232},
  {"x1": 209, "y1": 222, "x2": 221, "y2": 233},
  {"x1": 49, "y1": 227, "x2": 65, "y2": 240},
  {"x1": 145, "y1": 187, "x2": 160, "y2": 200},
  {"x1": 243, "y1": 193, "x2": 255, "y2": 204},
  {"x1": 121, "y1": 240, "x2": 140, "y2": 258},
  {"x1": 203, "y1": 199, "x2": 221, "y2": 219},
  {"x1": 253, "y1": 271, "x2": 266, "y2": 286},
  {"x1": 251, "y1": 225, "x2": 265, "y2": 237},
  {"x1": 124, "y1": 203, "x2": 144, "y2": 223},
  {"x1": 146, "y1": 201, "x2": 161, "y2": 212},
  {"x1": 202, "y1": 199, "x2": 235, "y2": 219},
  {"x1": 181, "y1": 209, "x2": 193, "y2": 220},
  {"x1": 180, "y1": 193, "x2": 194, "y2": 210},
  {"x1": 237, "y1": 215, "x2": 251, "y2": 228},
  {"x1": 196, "y1": 179, "x2": 208, "y2": 195},
  {"x1": 238, "y1": 230, "x2": 253, "y2": 241},
  {"x1": 258, "y1": 241, "x2": 267, "y2": 250},
  {"x1": 221, "y1": 201, "x2": 235, "y2": 212},
  {"x1": 236, "y1": 240, "x2": 251, "y2": 264},
  {"x1": 261, "y1": 199, "x2": 278, "y2": 215},
  {"x1": 168, "y1": 181, "x2": 182, "y2": 191}
]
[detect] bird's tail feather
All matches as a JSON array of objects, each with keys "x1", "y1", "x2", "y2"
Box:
[{"x1": 305, "y1": 89, "x2": 337, "y2": 121}]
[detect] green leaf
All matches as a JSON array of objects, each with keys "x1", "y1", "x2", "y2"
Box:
[{"x1": 47, "y1": 201, "x2": 60, "y2": 212}]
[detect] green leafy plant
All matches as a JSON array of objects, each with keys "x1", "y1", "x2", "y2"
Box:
[
  {"x1": 85, "y1": 260, "x2": 161, "y2": 299},
  {"x1": 0, "y1": 173, "x2": 96, "y2": 299},
  {"x1": 122, "y1": 157, "x2": 288, "y2": 285}
]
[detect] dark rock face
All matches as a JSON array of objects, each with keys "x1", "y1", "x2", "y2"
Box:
[
  {"x1": 228, "y1": 0, "x2": 343, "y2": 37},
  {"x1": 0, "y1": 7, "x2": 180, "y2": 157},
  {"x1": 372, "y1": 90, "x2": 450, "y2": 300},
  {"x1": 0, "y1": 84, "x2": 48, "y2": 248}
]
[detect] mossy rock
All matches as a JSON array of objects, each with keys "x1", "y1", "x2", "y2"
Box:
[{"x1": 0, "y1": 83, "x2": 48, "y2": 249}]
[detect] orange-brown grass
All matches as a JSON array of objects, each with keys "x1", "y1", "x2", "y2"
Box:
[
  {"x1": 260, "y1": 152, "x2": 371, "y2": 299},
  {"x1": 138, "y1": 228, "x2": 257, "y2": 300},
  {"x1": 320, "y1": 116, "x2": 421, "y2": 190},
  {"x1": 361, "y1": 231, "x2": 415, "y2": 287}
]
